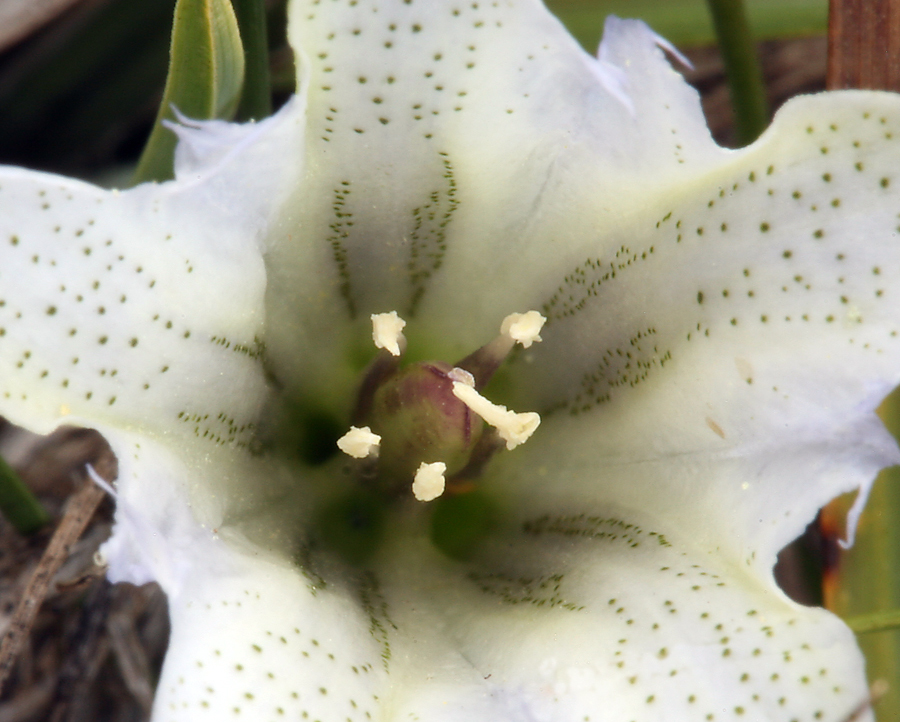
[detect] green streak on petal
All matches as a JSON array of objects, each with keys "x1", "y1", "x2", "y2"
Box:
[
  {"x1": 232, "y1": 0, "x2": 272, "y2": 121},
  {"x1": 546, "y1": 0, "x2": 826, "y2": 50},
  {"x1": 133, "y1": 0, "x2": 245, "y2": 184},
  {"x1": 705, "y1": 0, "x2": 769, "y2": 144},
  {"x1": 829, "y1": 388, "x2": 900, "y2": 720},
  {"x1": 0, "y1": 454, "x2": 49, "y2": 536}
]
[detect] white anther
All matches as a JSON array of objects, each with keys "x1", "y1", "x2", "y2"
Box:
[
  {"x1": 371, "y1": 311, "x2": 406, "y2": 356},
  {"x1": 412, "y1": 461, "x2": 446, "y2": 502},
  {"x1": 452, "y1": 380, "x2": 540, "y2": 450},
  {"x1": 500, "y1": 311, "x2": 546, "y2": 349},
  {"x1": 337, "y1": 426, "x2": 382, "y2": 458}
]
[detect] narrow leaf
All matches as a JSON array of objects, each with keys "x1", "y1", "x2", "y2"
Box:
[
  {"x1": 0, "y1": 454, "x2": 49, "y2": 536},
  {"x1": 232, "y1": 0, "x2": 272, "y2": 121},
  {"x1": 846, "y1": 608, "x2": 900, "y2": 635}
]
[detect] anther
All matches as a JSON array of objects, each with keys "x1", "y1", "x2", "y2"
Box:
[
  {"x1": 412, "y1": 461, "x2": 446, "y2": 501},
  {"x1": 451, "y1": 371, "x2": 540, "y2": 450},
  {"x1": 337, "y1": 426, "x2": 382, "y2": 458},
  {"x1": 500, "y1": 311, "x2": 545, "y2": 348},
  {"x1": 371, "y1": 312, "x2": 406, "y2": 356},
  {"x1": 457, "y1": 310, "x2": 546, "y2": 387}
]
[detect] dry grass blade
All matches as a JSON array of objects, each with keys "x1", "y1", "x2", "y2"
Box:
[{"x1": 0, "y1": 452, "x2": 115, "y2": 695}]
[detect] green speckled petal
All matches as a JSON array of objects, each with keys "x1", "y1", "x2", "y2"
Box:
[
  {"x1": 500, "y1": 92, "x2": 900, "y2": 580},
  {"x1": 0, "y1": 168, "x2": 265, "y2": 438},
  {"x1": 2, "y1": 0, "x2": 896, "y2": 719},
  {"x1": 370, "y1": 519, "x2": 870, "y2": 722},
  {"x1": 0, "y1": 100, "x2": 305, "y2": 571},
  {"x1": 264, "y1": 8, "x2": 724, "y2": 406},
  {"x1": 152, "y1": 544, "x2": 387, "y2": 721}
]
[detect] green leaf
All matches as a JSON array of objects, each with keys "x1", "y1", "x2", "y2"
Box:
[
  {"x1": 846, "y1": 608, "x2": 900, "y2": 635},
  {"x1": 0, "y1": 454, "x2": 49, "y2": 536},
  {"x1": 133, "y1": 0, "x2": 245, "y2": 184},
  {"x1": 232, "y1": 0, "x2": 272, "y2": 121}
]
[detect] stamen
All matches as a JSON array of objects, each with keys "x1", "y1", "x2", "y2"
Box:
[
  {"x1": 412, "y1": 461, "x2": 446, "y2": 502},
  {"x1": 451, "y1": 373, "x2": 540, "y2": 450},
  {"x1": 371, "y1": 311, "x2": 406, "y2": 356},
  {"x1": 337, "y1": 426, "x2": 382, "y2": 458},
  {"x1": 500, "y1": 311, "x2": 545, "y2": 348},
  {"x1": 456, "y1": 310, "x2": 546, "y2": 387}
]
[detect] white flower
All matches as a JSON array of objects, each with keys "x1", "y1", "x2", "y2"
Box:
[{"x1": 1, "y1": 2, "x2": 899, "y2": 720}]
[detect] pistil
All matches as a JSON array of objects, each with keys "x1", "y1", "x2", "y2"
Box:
[{"x1": 337, "y1": 310, "x2": 545, "y2": 503}]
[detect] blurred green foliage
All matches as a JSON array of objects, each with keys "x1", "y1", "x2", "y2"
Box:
[
  {"x1": 548, "y1": 0, "x2": 825, "y2": 49},
  {"x1": 830, "y1": 388, "x2": 900, "y2": 721},
  {"x1": 0, "y1": 454, "x2": 49, "y2": 535}
]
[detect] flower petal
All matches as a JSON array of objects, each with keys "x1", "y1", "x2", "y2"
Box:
[
  {"x1": 368, "y1": 516, "x2": 872, "y2": 722},
  {"x1": 274, "y1": 1, "x2": 900, "y2": 578},
  {"x1": 91, "y1": 432, "x2": 390, "y2": 721},
  {"x1": 491, "y1": 91, "x2": 900, "y2": 580},
  {"x1": 0, "y1": 100, "x2": 305, "y2": 569},
  {"x1": 149, "y1": 538, "x2": 388, "y2": 721},
  {"x1": 0, "y1": 176, "x2": 259, "y2": 436},
  {"x1": 265, "y1": 7, "x2": 724, "y2": 402}
]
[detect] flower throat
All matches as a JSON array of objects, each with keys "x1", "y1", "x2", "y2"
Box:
[{"x1": 336, "y1": 310, "x2": 545, "y2": 502}]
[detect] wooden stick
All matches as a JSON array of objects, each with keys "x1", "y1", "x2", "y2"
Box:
[
  {"x1": 0, "y1": 453, "x2": 115, "y2": 694},
  {"x1": 828, "y1": 0, "x2": 900, "y2": 90}
]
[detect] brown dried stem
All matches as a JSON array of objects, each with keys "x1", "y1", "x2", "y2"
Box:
[
  {"x1": 828, "y1": 0, "x2": 900, "y2": 91},
  {"x1": 0, "y1": 452, "x2": 115, "y2": 695}
]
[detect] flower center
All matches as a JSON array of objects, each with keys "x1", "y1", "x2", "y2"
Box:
[
  {"x1": 336, "y1": 311, "x2": 544, "y2": 502},
  {"x1": 315, "y1": 310, "x2": 544, "y2": 564}
]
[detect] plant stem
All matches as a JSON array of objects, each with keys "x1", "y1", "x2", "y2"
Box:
[
  {"x1": 847, "y1": 609, "x2": 900, "y2": 635},
  {"x1": 826, "y1": 387, "x2": 900, "y2": 719},
  {"x1": 705, "y1": 0, "x2": 770, "y2": 144}
]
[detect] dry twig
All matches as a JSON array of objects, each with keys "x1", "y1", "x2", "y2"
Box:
[{"x1": 0, "y1": 453, "x2": 115, "y2": 695}]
